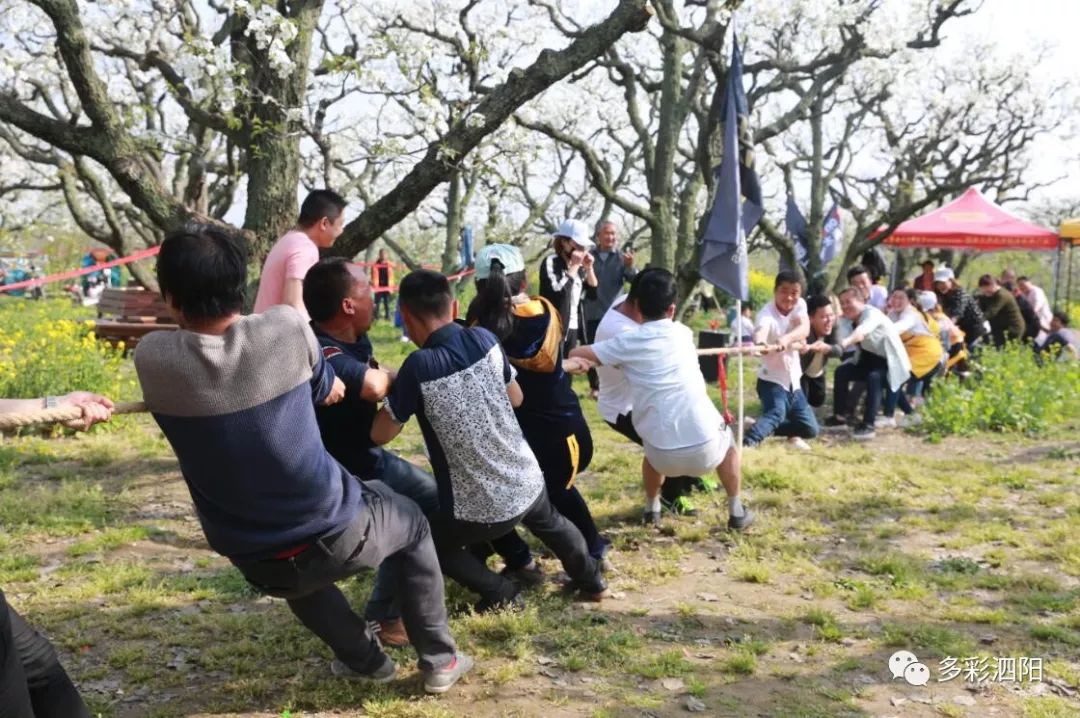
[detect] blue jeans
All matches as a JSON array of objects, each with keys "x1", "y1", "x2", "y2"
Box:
[
  {"x1": 744, "y1": 379, "x2": 819, "y2": 446},
  {"x1": 364, "y1": 451, "x2": 439, "y2": 622}
]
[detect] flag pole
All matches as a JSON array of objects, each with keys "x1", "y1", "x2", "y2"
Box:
[{"x1": 735, "y1": 298, "x2": 744, "y2": 454}]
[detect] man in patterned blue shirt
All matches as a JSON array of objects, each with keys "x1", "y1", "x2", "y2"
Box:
[{"x1": 371, "y1": 270, "x2": 608, "y2": 612}]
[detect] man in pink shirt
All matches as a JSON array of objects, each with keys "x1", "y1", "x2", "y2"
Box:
[{"x1": 254, "y1": 190, "x2": 347, "y2": 320}]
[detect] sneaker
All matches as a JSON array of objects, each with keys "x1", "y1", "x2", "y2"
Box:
[
  {"x1": 500, "y1": 561, "x2": 544, "y2": 588},
  {"x1": 823, "y1": 415, "x2": 848, "y2": 427},
  {"x1": 642, "y1": 510, "x2": 661, "y2": 528},
  {"x1": 875, "y1": 416, "x2": 897, "y2": 429},
  {"x1": 852, "y1": 425, "x2": 876, "y2": 441},
  {"x1": 368, "y1": 618, "x2": 409, "y2": 648},
  {"x1": 565, "y1": 572, "x2": 608, "y2": 601},
  {"x1": 787, "y1": 437, "x2": 812, "y2": 451},
  {"x1": 727, "y1": 508, "x2": 755, "y2": 532},
  {"x1": 599, "y1": 555, "x2": 616, "y2": 574},
  {"x1": 331, "y1": 654, "x2": 397, "y2": 683},
  {"x1": 474, "y1": 591, "x2": 525, "y2": 614},
  {"x1": 899, "y1": 413, "x2": 923, "y2": 428},
  {"x1": 695, "y1": 476, "x2": 719, "y2": 493},
  {"x1": 663, "y1": 495, "x2": 699, "y2": 517},
  {"x1": 399, "y1": 336, "x2": 410, "y2": 343},
  {"x1": 424, "y1": 653, "x2": 475, "y2": 694}
]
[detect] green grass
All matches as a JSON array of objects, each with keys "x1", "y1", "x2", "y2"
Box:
[{"x1": 1, "y1": 305, "x2": 1079, "y2": 716}]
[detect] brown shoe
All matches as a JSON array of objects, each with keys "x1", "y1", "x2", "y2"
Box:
[{"x1": 371, "y1": 618, "x2": 410, "y2": 648}]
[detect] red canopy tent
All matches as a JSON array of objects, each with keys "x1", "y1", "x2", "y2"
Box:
[{"x1": 882, "y1": 187, "x2": 1058, "y2": 251}]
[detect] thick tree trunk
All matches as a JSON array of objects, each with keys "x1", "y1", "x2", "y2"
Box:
[
  {"x1": 236, "y1": 1, "x2": 322, "y2": 266},
  {"x1": 443, "y1": 169, "x2": 464, "y2": 274}
]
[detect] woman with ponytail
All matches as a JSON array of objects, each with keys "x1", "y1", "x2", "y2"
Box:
[
  {"x1": 466, "y1": 244, "x2": 610, "y2": 581},
  {"x1": 882, "y1": 287, "x2": 944, "y2": 424}
]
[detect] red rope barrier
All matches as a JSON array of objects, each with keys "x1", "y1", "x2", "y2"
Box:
[
  {"x1": 0, "y1": 246, "x2": 161, "y2": 294},
  {"x1": 717, "y1": 355, "x2": 735, "y2": 426}
]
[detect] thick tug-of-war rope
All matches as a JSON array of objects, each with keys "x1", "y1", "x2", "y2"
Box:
[
  {"x1": 1, "y1": 347, "x2": 789, "y2": 430},
  {"x1": 695, "y1": 343, "x2": 790, "y2": 357},
  {"x1": 0, "y1": 402, "x2": 146, "y2": 430}
]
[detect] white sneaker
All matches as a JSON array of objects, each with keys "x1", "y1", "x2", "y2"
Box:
[
  {"x1": 787, "y1": 437, "x2": 811, "y2": 451},
  {"x1": 399, "y1": 336, "x2": 410, "y2": 343},
  {"x1": 875, "y1": 417, "x2": 897, "y2": 429},
  {"x1": 898, "y1": 413, "x2": 923, "y2": 428}
]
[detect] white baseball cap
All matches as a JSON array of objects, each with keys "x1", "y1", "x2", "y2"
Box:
[
  {"x1": 933, "y1": 267, "x2": 955, "y2": 283},
  {"x1": 553, "y1": 219, "x2": 595, "y2": 250},
  {"x1": 917, "y1": 291, "x2": 938, "y2": 312},
  {"x1": 474, "y1": 244, "x2": 525, "y2": 280}
]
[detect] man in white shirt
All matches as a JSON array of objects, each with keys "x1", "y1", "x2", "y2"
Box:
[
  {"x1": 594, "y1": 292, "x2": 703, "y2": 518},
  {"x1": 828, "y1": 288, "x2": 911, "y2": 440},
  {"x1": 847, "y1": 264, "x2": 887, "y2": 311},
  {"x1": 1017, "y1": 276, "x2": 1053, "y2": 342},
  {"x1": 744, "y1": 271, "x2": 817, "y2": 450},
  {"x1": 570, "y1": 269, "x2": 753, "y2": 531}
]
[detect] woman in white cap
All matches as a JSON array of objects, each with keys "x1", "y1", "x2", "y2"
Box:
[
  {"x1": 933, "y1": 266, "x2": 986, "y2": 351},
  {"x1": 880, "y1": 288, "x2": 944, "y2": 425},
  {"x1": 539, "y1": 219, "x2": 598, "y2": 355},
  {"x1": 467, "y1": 244, "x2": 611, "y2": 577}
]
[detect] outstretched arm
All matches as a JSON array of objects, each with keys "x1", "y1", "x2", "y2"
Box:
[
  {"x1": 568, "y1": 345, "x2": 601, "y2": 366},
  {"x1": 370, "y1": 406, "x2": 404, "y2": 445}
]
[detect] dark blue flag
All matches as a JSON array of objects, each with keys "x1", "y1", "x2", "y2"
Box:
[
  {"x1": 700, "y1": 32, "x2": 763, "y2": 301},
  {"x1": 784, "y1": 193, "x2": 809, "y2": 270},
  {"x1": 820, "y1": 201, "x2": 842, "y2": 265},
  {"x1": 460, "y1": 225, "x2": 474, "y2": 269}
]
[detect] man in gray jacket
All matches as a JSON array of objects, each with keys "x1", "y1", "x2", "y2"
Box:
[{"x1": 582, "y1": 221, "x2": 636, "y2": 397}]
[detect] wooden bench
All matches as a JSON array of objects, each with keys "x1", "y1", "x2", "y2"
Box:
[{"x1": 94, "y1": 287, "x2": 178, "y2": 351}]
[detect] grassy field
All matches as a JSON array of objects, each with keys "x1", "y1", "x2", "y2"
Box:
[{"x1": 1, "y1": 310, "x2": 1079, "y2": 717}]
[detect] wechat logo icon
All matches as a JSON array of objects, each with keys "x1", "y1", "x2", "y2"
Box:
[{"x1": 889, "y1": 650, "x2": 930, "y2": 686}]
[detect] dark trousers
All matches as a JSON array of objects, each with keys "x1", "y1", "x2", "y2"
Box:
[
  {"x1": 0, "y1": 590, "x2": 90, "y2": 718},
  {"x1": 487, "y1": 417, "x2": 607, "y2": 565},
  {"x1": 744, "y1": 379, "x2": 820, "y2": 445},
  {"x1": 431, "y1": 487, "x2": 603, "y2": 604},
  {"x1": 606, "y1": 412, "x2": 700, "y2": 501},
  {"x1": 834, "y1": 352, "x2": 889, "y2": 429},
  {"x1": 801, "y1": 374, "x2": 827, "y2": 408},
  {"x1": 884, "y1": 365, "x2": 939, "y2": 417},
  {"x1": 374, "y1": 291, "x2": 392, "y2": 320},
  {"x1": 233, "y1": 481, "x2": 455, "y2": 673},
  {"x1": 562, "y1": 330, "x2": 581, "y2": 360}
]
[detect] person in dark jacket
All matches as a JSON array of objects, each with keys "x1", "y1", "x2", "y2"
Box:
[
  {"x1": 582, "y1": 222, "x2": 636, "y2": 397},
  {"x1": 933, "y1": 267, "x2": 986, "y2": 351},
  {"x1": 976, "y1": 274, "x2": 1025, "y2": 348},
  {"x1": 467, "y1": 244, "x2": 610, "y2": 570},
  {"x1": 539, "y1": 219, "x2": 598, "y2": 355},
  {"x1": 799, "y1": 295, "x2": 843, "y2": 407}
]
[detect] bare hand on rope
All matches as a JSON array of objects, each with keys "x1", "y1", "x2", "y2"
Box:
[
  {"x1": 0, "y1": 392, "x2": 132, "y2": 431},
  {"x1": 562, "y1": 357, "x2": 595, "y2": 375},
  {"x1": 60, "y1": 392, "x2": 114, "y2": 430}
]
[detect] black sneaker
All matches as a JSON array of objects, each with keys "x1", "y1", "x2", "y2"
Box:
[
  {"x1": 642, "y1": 510, "x2": 661, "y2": 528},
  {"x1": 852, "y1": 425, "x2": 876, "y2": 441},
  {"x1": 727, "y1": 509, "x2": 755, "y2": 532},
  {"x1": 500, "y1": 561, "x2": 544, "y2": 588},
  {"x1": 823, "y1": 415, "x2": 848, "y2": 427},
  {"x1": 474, "y1": 591, "x2": 525, "y2": 614}
]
